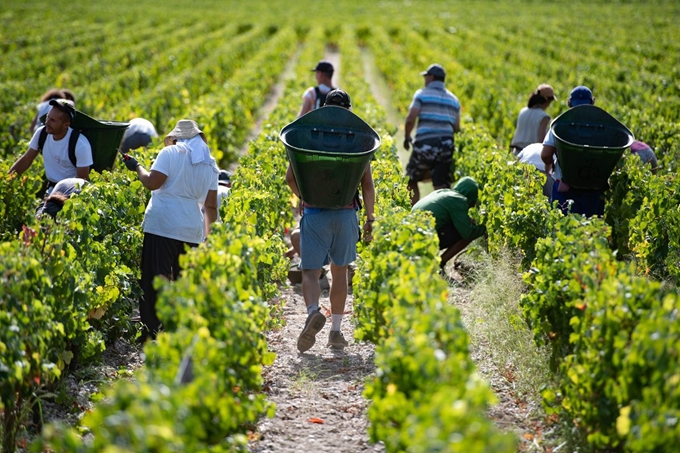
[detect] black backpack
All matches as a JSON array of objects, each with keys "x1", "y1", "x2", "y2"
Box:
[
  {"x1": 37, "y1": 126, "x2": 81, "y2": 168},
  {"x1": 314, "y1": 86, "x2": 335, "y2": 110}
]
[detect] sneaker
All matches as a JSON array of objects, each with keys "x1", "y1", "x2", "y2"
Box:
[
  {"x1": 297, "y1": 310, "x2": 326, "y2": 353},
  {"x1": 327, "y1": 330, "x2": 349, "y2": 349}
]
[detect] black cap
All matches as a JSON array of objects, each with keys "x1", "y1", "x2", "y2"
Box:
[
  {"x1": 324, "y1": 89, "x2": 351, "y2": 108},
  {"x1": 218, "y1": 169, "x2": 231, "y2": 186},
  {"x1": 420, "y1": 63, "x2": 446, "y2": 78},
  {"x1": 48, "y1": 99, "x2": 76, "y2": 121},
  {"x1": 311, "y1": 60, "x2": 334, "y2": 74}
]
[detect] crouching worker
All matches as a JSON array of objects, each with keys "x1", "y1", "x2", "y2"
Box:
[
  {"x1": 36, "y1": 177, "x2": 88, "y2": 219},
  {"x1": 412, "y1": 176, "x2": 486, "y2": 271}
]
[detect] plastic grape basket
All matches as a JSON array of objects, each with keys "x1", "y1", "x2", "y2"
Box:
[
  {"x1": 552, "y1": 105, "x2": 634, "y2": 190},
  {"x1": 280, "y1": 106, "x2": 380, "y2": 208}
]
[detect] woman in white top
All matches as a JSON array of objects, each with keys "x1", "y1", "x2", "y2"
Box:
[
  {"x1": 510, "y1": 84, "x2": 555, "y2": 154},
  {"x1": 124, "y1": 119, "x2": 219, "y2": 341}
]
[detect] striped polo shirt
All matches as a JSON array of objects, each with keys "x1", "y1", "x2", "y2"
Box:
[{"x1": 410, "y1": 81, "x2": 460, "y2": 142}]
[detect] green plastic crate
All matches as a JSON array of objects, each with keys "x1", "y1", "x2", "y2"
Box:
[
  {"x1": 280, "y1": 106, "x2": 380, "y2": 208},
  {"x1": 40, "y1": 110, "x2": 129, "y2": 173},
  {"x1": 71, "y1": 110, "x2": 129, "y2": 173},
  {"x1": 552, "y1": 105, "x2": 634, "y2": 190}
]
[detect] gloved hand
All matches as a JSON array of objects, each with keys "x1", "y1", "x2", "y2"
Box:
[
  {"x1": 123, "y1": 155, "x2": 139, "y2": 171},
  {"x1": 403, "y1": 137, "x2": 411, "y2": 150}
]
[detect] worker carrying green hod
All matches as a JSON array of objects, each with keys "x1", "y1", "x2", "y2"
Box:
[{"x1": 412, "y1": 176, "x2": 486, "y2": 271}]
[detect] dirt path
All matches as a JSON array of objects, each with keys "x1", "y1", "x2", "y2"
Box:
[{"x1": 250, "y1": 278, "x2": 385, "y2": 452}]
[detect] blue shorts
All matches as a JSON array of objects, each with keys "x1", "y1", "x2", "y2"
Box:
[{"x1": 299, "y1": 208, "x2": 359, "y2": 269}]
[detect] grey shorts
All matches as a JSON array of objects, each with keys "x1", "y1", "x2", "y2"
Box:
[{"x1": 299, "y1": 208, "x2": 359, "y2": 269}]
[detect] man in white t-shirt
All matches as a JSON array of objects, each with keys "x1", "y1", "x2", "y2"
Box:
[
  {"x1": 10, "y1": 99, "x2": 93, "y2": 189},
  {"x1": 297, "y1": 60, "x2": 335, "y2": 118}
]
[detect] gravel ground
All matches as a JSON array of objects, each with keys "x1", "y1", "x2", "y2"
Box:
[
  {"x1": 16, "y1": 270, "x2": 558, "y2": 452},
  {"x1": 250, "y1": 274, "x2": 386, "y2": 453}
]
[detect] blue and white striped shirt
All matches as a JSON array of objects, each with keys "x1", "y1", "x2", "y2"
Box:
[{"x1": 410, "y1": 81, "x2": 460, "y2": 141}]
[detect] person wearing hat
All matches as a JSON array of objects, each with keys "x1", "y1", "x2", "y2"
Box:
[
  {"x1": 541, "y1": 86, "x2": 606, "y2": 217},
  {"x1": 412, "y1": 176, "x2": 486, "y2": 272},
  {"x1": 285, "y1": 89, "x2": 376, "y2": 353},
  {"x1": 403, "y1": 63, "x2": 461, "y2": 205},
  {"x1": 10, "y1": 99, "x2": 93, "y2": 191},
  {"x1": 510, "y1": 83, "x2": 556, "y2": 154},
  {"x1": 297, "y1": 59, "x2": 335, "y2": 117},
  {"x1": 123, "y1": 119, "x2": 219, "y2": 342},
  {"x1": 323, "y1": 88, "x2": 352, "y2": 109}
]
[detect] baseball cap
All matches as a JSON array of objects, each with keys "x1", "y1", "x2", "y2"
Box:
[
  {"x1": 218, "y1": 169, "x2": 231, "y2": 186},
  {"x1": 420, "y1": 63, "x2": 446, "y2": 78},
  {"x1": 537, "y1": 84, "x2": 556, "y2": 101},
  {"x1": 48, "y1": 99, "x2": 76, "y2": 121},
  {"x1": 569, "y1": 86, "x2": 594, "y2": 106},
  {"x1": 311, "y1": 60, "x2": 334, "y2": 73},
  {"x1": 324, "y1": 89, "x2": 351, "y2": 108}
]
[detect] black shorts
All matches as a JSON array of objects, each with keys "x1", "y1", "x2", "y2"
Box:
[
  {"x1": 437, "y1": 223, "x2": 463, "y2": 249},
  {"x1": 405, "y1": 136, "x2": 454, "y2": 187}
]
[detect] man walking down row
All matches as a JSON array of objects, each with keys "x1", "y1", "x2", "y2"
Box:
[
  {"x1": 403, "y1": 63, "x2": 461, "y2": 205},
  {"x1": 297, "y1": 60, "x2": 335, "y2": 118},
  {"x1": 286, "y1": 90, "x2": 376, "y2": 353}
]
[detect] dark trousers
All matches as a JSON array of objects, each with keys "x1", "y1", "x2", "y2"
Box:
[
  {"x1": 140, "y1": 232, "x2": 197, "y2": 338},
  {"x1": 437, "y1": 223, "x2": 463, "y2": 249}
]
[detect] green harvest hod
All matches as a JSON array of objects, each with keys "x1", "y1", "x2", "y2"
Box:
[
  {"x1": 552, "y1": 105, "x2": 634, "y2": 191},
  {"x1": 71, "y1": 110, "x2": 129, "y2": 173},
  {"x1": 280, "y1": 106, "x2": 380, "y2": 208}
]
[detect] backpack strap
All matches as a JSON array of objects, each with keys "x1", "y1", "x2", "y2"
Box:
[
  {"x1": 37, "y1": 127, "x2": 48, "y2": 153},
  {"x1": 68, "y1": 129, "x2": 80, "y2": 168},
  {"x1": 314, "y1": 86, "x2": 335, "y2": 109},
  {"x1": 37, "y1": 127, "x2": 80, "y2": 168},
  {"x1": 353, "y1": 190, "x2": 362, "y2": 210}
]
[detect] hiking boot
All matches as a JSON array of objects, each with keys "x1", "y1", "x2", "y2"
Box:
[
  {"x1": 327, "y1": 330, "x2": 349, "y2": 349},
  {"x1": 297, "y1": 310, "x2": 326, "y2": 353}
]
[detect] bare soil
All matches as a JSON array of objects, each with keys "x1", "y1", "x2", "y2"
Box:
[
  {"x1": 18, "y1": 271, "x2": 557, "y2": 452},
  {"x1": 249, "y1": 274, "x2": 386, "y2": 453}
]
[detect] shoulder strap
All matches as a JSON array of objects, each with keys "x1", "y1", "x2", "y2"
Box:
[
  {"x1": 68, "y1": 129, "x2": 80, "y2": 167},
  {"x1": 314, "y1": 86, "x2": 322, "y2": 109},
  {"x1": 353, "y1": 190, "x2": 362, "y2": 210},
  {"x1": 313, "y1": 86, "x2": 335, "y2": 109},
  {"x1": 38, "y1": 128, "x2": 48, "y2": 153},
  {"x1": 37, "y1": 127, "x2": 80, "y2": 168}
]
